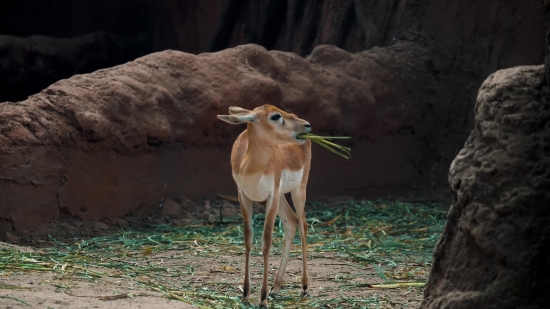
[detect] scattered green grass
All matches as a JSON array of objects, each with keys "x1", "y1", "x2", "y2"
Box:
[
  {"x1": 0, "y1": 295, "x2": 31, "y2": 306},
  {"x1": 0, "y1": 199, "x2": 446, "y2": 308}
]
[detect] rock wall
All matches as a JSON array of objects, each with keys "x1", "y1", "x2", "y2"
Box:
[
  {"x1": 153, "y1": 0, "x2": 547, "y2": 152},
  {"x1": 420, "y1": 65, "x2": 550, "y2": 308},
  {"x1": 1, "y1": 0, "x2": 545, "y2": 198},
  {"x1": 0, "y1": 1, "x2": 548, "y2": 231},
  {"x1": 0, "y1": 43, "x2": 435, "y2": 229},
  {"x1": 113, "y1": 0, "x2": 550, "y2": 198}
]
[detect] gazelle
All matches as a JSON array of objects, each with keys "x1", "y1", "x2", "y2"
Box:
[{"x1": 217, "y1": 105, "x2": 312, "y2": 308}]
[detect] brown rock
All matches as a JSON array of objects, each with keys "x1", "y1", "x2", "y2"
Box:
[
  {"x1": 0, "y1": 147, "x2": 63, "y2": 229},
  {"x1": 91, "y1": 221, "x2": 109, "y2": 231},
  {"x1": 0, "y1": 43, "x2": 436, "y2": 227},
  {"x1": 0, "y1": 0, "x2": 547, "y2": 231},
  {"x1": 152, "y1": 218, "x2": 167, "y2": 225},
  {"x1": 0, "y1": 2, "x2": 545, "y2": 233},
  {"x1": 5, "y1": 231, "x2": 19, "y2": 242},
  {"x1": 177, "y1": 196, "x2": 201, "y2": 218},
  {"x1": 421, "y1": 65, "x2": 550, "y2": 309},
  {"x1": 161, "y1": 199, "x2": 182, "y2": 216},
  {"x1": 130, "y1": 204, "x2": 157, "y2": 220},
  {"x1": 153, "y1": 1, "x2": 546, "y2": 199}
]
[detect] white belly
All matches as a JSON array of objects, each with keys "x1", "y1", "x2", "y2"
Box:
[{"x1": 234, "y1": 168, "x2": 304, "y2": 202}]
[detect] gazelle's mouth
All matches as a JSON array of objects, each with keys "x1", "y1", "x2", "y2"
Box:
[
  {"x1": 294, "y1": 134, "x2": 308, "y2": 145},
  {"x1": 296, "y1": 133, "x2": 308, "y2": 140}
]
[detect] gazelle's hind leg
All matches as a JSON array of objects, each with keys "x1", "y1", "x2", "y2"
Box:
[
  {"x1": 291, "y1": 187, "x2": 310, "y2": 298},
  {"x1": 271, "y1": 194, "x2": 298, "y2": 296}
]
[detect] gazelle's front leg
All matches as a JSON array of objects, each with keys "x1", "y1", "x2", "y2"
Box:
[
  {"x1": 259, "y1": 191, "x2": 281, "y2": 308},
  {"x1": 291, "y1": 187, "x2": 310, "y2": 298},
  {"x1": 238, "y1": 191, "x2": 254, "y2": 299},
  {"x1": 271, "y1": 195, "x2": 298, "y2": 296}
]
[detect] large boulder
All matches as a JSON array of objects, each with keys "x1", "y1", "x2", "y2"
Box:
[
  {"x1": 421, "y1": 65, "x2": 550, "y2": 308},
  {"x1": 152, "y1": 0, "x2": 547, "y2": 198},
  {"x1": 0, "y1": 43, "x2": 436, "y2": 230},
  {"x1": 0, "y1": 1, "x2": 545, "y2": 197}
]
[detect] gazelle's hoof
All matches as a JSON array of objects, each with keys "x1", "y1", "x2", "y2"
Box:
[
  {"x1": 259, "y1": 291, "x2": 269, "y2": 308},
  {"x1": 269, "y1": 286, "x2": 280, "y2": 298},
  {"x1": 300, "y1": 283, "x2": 310, "y2": 299}
]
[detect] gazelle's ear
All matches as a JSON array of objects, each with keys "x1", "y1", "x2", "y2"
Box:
[
  {"x1": 217, "y1": 113, "x2": 257, "y2": 125},
  {"x1": 228, "y1": 106, "x2": 252, "y2": 115}
]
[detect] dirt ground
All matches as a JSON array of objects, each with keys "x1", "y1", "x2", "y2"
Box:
[
  {"x1": 0, "y1": 198, "x2": 440, "y2": 308},
  {"x1": 0, "y1": 245, "x2": 426, "y2": 309}
]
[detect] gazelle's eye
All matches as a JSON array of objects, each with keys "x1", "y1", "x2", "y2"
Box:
[{"x1": 270, "y1": 114, "x2": 281, "y2": 121}]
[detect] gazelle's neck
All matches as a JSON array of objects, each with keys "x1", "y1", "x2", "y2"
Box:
[{"x1": 240, "y1": 124, "x2": 272, "y2": 177}]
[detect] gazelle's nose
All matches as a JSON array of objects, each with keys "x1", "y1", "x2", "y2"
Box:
[{"x1": 303, "y1": 122, "x2": 311, "y2": 132}]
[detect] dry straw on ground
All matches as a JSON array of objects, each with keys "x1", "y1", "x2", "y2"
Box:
[{"x1": 0, "y1": 199, "x2": 445, "y2": 308}]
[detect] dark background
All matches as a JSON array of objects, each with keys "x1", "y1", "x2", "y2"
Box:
[{"x1": 3, "y1": 0, "x2": 544, "y2": 103}]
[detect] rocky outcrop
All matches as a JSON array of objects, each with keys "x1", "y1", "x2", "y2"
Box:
[
  {"x1": 420, "y1": 65, "x2": 550, "y2": 308},
  {"x1": 0, "y1": 43, "x2": 436, "y2": 230},
  {"x1": 0, "y1": 1, "x2": 546, "y2": 198},
  {"x1": 123, "y1": 0, "x2": 550, "y2": 198},
  {"x1": 0, "y1": 1, "x2": 547, "y2": 233}
]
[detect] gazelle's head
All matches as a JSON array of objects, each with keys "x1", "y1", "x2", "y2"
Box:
[{"x1": 217, "y1": 105, "x2": 311, "y2": 146}]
